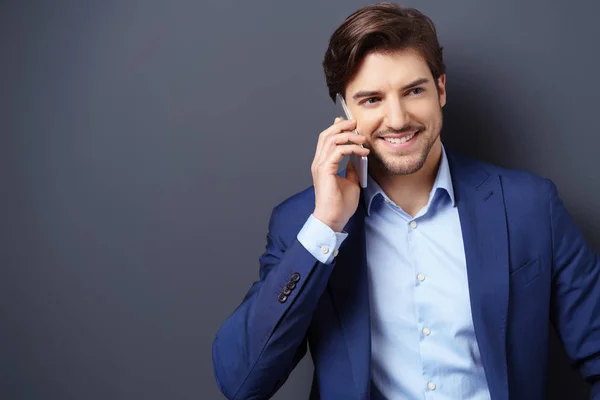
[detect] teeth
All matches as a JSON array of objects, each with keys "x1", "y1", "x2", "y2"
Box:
[{"x1": 384, "y1": 132, "x2": 416, "y2": 144}]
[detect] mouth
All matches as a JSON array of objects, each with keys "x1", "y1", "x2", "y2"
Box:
[{"x1": 379, "y1": 130, "x2": 420, "y2": 148}]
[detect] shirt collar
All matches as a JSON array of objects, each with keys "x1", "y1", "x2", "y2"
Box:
[{"x1": 363, "y1": 143, "x2": 456, "y2": 216}]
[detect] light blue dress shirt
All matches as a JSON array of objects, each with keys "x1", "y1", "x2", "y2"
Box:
[{"x1": 297, "y1": 145, "x2": 491, "y2": 399}]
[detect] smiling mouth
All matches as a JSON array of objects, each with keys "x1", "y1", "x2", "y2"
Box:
[
  {"x1": 380, "y1": 130, "x2": 420, "y2": 145},
  {"x1": 383, "y1": 133, "x2": 416, "y2": 144}
]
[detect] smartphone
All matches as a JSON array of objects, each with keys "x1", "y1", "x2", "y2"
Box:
[{"x1": 336, "y1": 93, "x2": 368, "y2": 188}]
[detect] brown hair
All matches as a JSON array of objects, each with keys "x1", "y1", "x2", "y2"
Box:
[{"x1": 323, "y1": 2, "x2": 445, "y2": 102}]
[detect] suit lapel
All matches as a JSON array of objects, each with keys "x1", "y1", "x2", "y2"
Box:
[
  {"x1": 447, "y1": 150, "x2": 510, "y2": 400},
  {"x1": 327, "y1": 194, "x2": 371, "y2": 399}
]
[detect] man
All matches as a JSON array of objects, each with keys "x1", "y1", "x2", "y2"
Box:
[{"x1": 212, "y1": 3, "x2": 600, "y2": 399}]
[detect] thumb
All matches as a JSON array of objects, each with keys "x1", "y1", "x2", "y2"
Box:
[{"x1": 345, "y1": 157, "x2": 360, "y2": 185}]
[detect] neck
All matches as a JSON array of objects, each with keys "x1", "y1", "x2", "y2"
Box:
[{"x1": 370, "y1": 140, "x2": 443, "y2": 217}]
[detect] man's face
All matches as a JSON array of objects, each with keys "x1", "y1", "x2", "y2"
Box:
[{"x1": 344, "y1": 49, "x2": 446, "y2": 176}]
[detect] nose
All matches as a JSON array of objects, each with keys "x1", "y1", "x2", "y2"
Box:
[{"x1": 385, "y1": 97, "x2": 409, "y2": 130}]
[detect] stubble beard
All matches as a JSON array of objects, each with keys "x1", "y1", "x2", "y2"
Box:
[{"x1": 367, "y1": 110, "x2": 443, "y2": 176}]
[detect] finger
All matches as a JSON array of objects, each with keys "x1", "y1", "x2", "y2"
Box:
[
  {"x1": 330, "y1": 131, "x2": 367, "y2": 146},
  {"x1": 345, "y1": 156, "x2": 360, "y2": 184},
  {"x1": 316, "y1": 117, "x2": 354, "y2": 157},
  {"x1": 318, "y1": 131, "x2": 367, "y2": 165},
  {"x1": 315, "y1": 119, "x2": 357, "y2": 159},
  {"x1": 323, "y1": 118, "x2": 356, "y2": 138},
  {"x1": 322, "y1": 144, "x2": 370, "y2": 168}
]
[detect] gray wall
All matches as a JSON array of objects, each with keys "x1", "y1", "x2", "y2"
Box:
[{"x1": 1, "y1": 0, "x2": 598, "y2": 399}]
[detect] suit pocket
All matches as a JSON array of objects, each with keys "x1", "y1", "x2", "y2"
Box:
[{"x1": 510, "y1": 258, "x2": 541, "y2": 287}]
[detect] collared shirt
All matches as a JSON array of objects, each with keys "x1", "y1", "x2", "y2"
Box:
[{"x1": 297, "y1": 145, "x2": 491, "y2": 399}]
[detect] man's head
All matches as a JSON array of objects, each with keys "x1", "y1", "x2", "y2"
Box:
[{"x1": 323, "y1": 3, "x2": 447, "y2": 176}]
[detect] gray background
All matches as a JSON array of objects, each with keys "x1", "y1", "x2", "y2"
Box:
[{"x1": 1, "y1": 0, "x2": 598, "y2": 399}]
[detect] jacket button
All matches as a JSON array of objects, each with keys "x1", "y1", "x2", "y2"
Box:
[
  {"x1": 278, "y1": 293, "x2": 288, "y2": 303},
  {"x1": 286, "y1": 281, "x2": 296, "y2": 290},
  {"x1": 282, "y1": 286, "x2": 292, "y2": 296},
  {"x1": 290, "y1": 273, "x2": 301, "y2": 283}
]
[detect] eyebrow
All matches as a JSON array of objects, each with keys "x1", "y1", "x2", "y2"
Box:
[{"x1": 351, "y1": 77, "x2": 430, "y2": 101}]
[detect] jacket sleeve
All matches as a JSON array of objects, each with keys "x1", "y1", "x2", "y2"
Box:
[
  {"x1": 546, "y1": 179, "x2": 600, "y2": 398},
  {"x1": 212, "y1": 205, "x2": 338, "y2": 400}
]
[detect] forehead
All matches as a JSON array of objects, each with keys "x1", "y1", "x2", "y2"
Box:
[{"x1": 346, "y1": 49, "x2": 432, "y2": 94}]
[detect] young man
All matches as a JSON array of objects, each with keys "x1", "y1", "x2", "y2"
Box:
[{"x1": 212, "y1": 3, "x2": 600, "y2": 399}]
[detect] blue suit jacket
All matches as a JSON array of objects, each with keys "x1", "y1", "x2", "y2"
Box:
[{"x1": 213, "y1": 149, "x2": 600, "y2": 399}]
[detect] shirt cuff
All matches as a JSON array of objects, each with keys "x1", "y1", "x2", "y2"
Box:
[{"x1": 297, "y1": 214, "x2": 348, "y2": 264}]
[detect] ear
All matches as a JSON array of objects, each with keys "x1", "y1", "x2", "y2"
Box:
[{"x1": 437, "y1": 74, "x2": 447, "y2": 107}]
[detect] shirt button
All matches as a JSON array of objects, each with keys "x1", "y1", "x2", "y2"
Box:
[
  {"x1": 321, "y1": 246, "x2": 329, "y2": 254},
  {"x1": 410, "y1": 221, "x2": 417, "y2": 229},
  {"x1": 423, "y1": 327, "x2": 431, "y2": 336},
  {"x1": 427, "y1": 381, "x2": 436, "y2": 390},
  {"x1": 333, "y1": 249, "x2": 339, "y2": 257},
  {"x1": 417, "y1": 273, "x2": 425, "y2": 282}
]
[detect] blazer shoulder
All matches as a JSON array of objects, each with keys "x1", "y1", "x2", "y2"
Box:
[
  {"x1": 451, "y1": 147, "x2": 552, "y2": 195},
  {"x1": 473, "y1": 158, "x2": 555, "y2": 207},
  {"x1": 491, "y1": 163, "x2": 550, "y2": 190},
  {"x1": 270, "y1": 169, "x2": 350, "y2": 220},
  {"x1": 272, "y1": 185, "x2": 316, "y2": 217},
  {"x1": 266, "y1": 185, "x2": 316, "y2": 241}
]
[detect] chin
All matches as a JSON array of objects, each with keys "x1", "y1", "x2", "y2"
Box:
[
  {"x1": 371, "y1": 144, "x2": 433, "y2": 176},
  {"x1": 381, "y1": 157, "x2": 427, "y2": 176}
]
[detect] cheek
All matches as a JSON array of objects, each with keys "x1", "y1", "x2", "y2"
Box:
[
  {"x1": 408, "y1": 101, "x2": 441, "y2": 124},
  {"x1": 356, "y1": 113, "x2": 382, "y2": 138}
]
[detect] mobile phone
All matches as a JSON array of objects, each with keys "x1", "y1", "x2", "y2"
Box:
[{"x1": 336, "y1": 93, "x2": 368, "y2": 188}]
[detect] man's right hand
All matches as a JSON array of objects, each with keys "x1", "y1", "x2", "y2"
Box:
[{"x1": 311, "y1": 117, "x2": 370, "y2": 232}]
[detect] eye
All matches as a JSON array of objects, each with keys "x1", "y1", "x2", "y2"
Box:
[
  {"x1": 362, "y1": 97, "x2": 380, "y2": 105},
  {"x1": 408, "y1": 87, "x2": 425, "y2": 96}
]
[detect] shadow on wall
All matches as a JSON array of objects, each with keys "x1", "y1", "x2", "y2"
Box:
[{"x1": 441, "y1": 71, "x2": 591, "y2": 400}]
